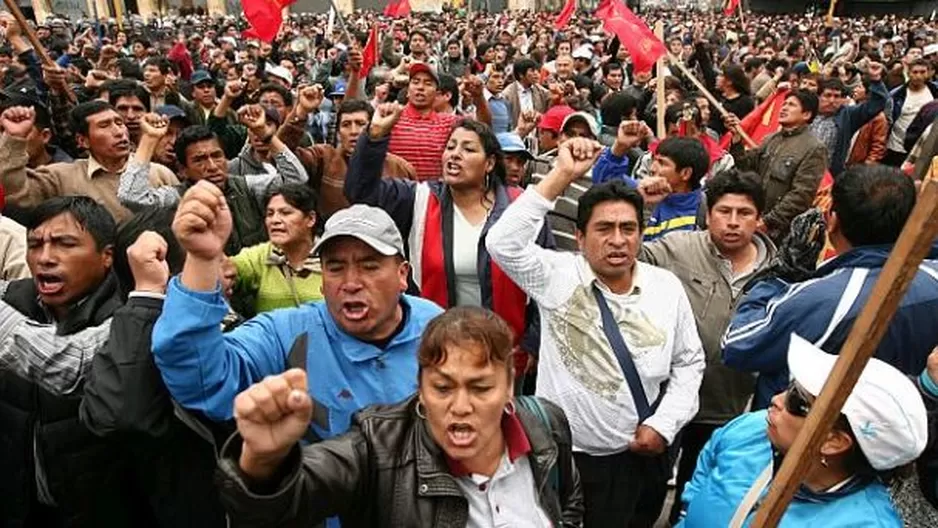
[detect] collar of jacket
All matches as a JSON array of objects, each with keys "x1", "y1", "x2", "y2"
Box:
[
  {"x1": 816, "y1": 241, "x2": 938, "y2": 278},
  {"x1": 2, "y1": 272, "x2": 122, "y2": 336},
  {"x1": 412, "y1": 396, "x2": 559, "y2": 500},
  {"x1": 779, "y1": 125, "x2": 809, "y2": 138}
]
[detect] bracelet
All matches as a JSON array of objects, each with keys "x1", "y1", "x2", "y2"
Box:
[{"x1": 919, "y1": 369, "x2": 938, "y2": 398}]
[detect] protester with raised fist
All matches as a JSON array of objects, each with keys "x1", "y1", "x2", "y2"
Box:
[
  {"x1": 347, "y1": 101, "x2": 554, "y2": 388},
  {"x1": 216, "y1": 306, "x2": 583, "y2": 527}
]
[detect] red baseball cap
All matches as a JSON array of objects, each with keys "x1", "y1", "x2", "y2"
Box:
[{"x1": 538, "y1": 105, "x2": 575, "y2": 133}]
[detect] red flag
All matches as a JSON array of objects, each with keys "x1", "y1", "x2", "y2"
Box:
[
  {"x1": 392, "y1": 0, "x2": 411, "y2": 17},
  {"x1": 242, "y1": 25, "x2": 262, "y2": 41},
  {"x1": 242, "y1": 0, "x2": 296, "y2": 43},
  {"x1": 383, "y1": 0, "x2": 399, "y2": 16},
  {"x1": 597, "y1": 3, "x2": 666, "y2": 74},
  {"x1": 722, "y1": 0, "x2": 740, "y2": 16},
  {"x1": 555, "y1": 0, "x2": 577, "y2": 29},
  {"x1": 360, "y1": 25, "x2": 379, "y2": 78},
  {"x1": 718, "y1": 89, "x2": 789, "y2": 150}
]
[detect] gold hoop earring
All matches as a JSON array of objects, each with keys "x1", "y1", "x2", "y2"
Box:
[
  {"x1": 415, "y1": 401, "x2": 427, "y2": 420},
  {"x1": 504, "y1": 400, "x2": 516, "y2": 415}
]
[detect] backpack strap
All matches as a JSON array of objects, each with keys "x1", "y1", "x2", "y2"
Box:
[{"x1": 515, "y1": 395, "x2": 560, "y2": 492}]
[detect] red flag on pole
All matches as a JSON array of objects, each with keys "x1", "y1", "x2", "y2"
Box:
[
  {"x1": 242, "y1": 25, "x2": 262, "y2": 41},
  {"x1": 392, "y1": 0, "x2": 411, "y2": 17},
  {"x1": 718, "y1": 88, "x2": 789, "y2": 150},
  {"x1": 242, "y1": 0, "x2": 296, "y2": 43},
  {"x1": 383, "y1": 0, "x2": 399, "y2": 16},
  {"x1": 722, "y1": 0, "x2": 740, "y2": 16},
  {"x1": 596, "y1": 1, "x2": 666, "y2": 74},
  {"x1": 555, "y1": 0, "x2": 577, "y2": 29},
  {"x1": 360, "y1": 25, "x2": 379, "y2": 78}
]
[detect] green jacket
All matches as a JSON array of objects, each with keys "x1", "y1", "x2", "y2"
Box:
[{"x1": 640, "y1": 230, "x2": 776, "y2": 424}]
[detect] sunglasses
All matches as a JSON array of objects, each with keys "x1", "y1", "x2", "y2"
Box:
[{"x1": 785, "y1": 381, "x2": 813, "y2": 418}]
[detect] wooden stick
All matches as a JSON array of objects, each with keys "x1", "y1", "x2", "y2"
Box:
[
  {"x1": 827, "y1": 0, "x2": 838, "y2": 26},
  {"x1": 751, "y1": 176, "x2": 938, "y2": 526},
  {"x1": 739, "y1": 3, "x2": 746, "y2": 31},
  {"x1": 1, "y1": 0, "x2": 54, "y2": 66},
  {"x1": 666, "y1": 52, "x2": 757, "y2": 148},
  {"x1": 326, "y1": 0, "x2": 355, "y2": 46},
  {"x1": 655, "y1": 21, "x2": 665, "y2": 138}
]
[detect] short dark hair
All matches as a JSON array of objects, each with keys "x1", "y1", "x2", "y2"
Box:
[
  {"x1": 438, "y1": 73, "x2": 460, "y2": 108},
  {"x1": 175, "y1": 125, "x2": 219, "y2": 167},
  {"x1": 513, "y1": 58, "x2": 538, "y2": 79},
  {"x1": 418, "y1": 306, "x2": 515, "y2": 380},
  {"x1": 409, "y1": 29, "x2": 429, "y2": 43},
  {"x1": 143, "y1": 57, "x2": 173, "y2": 75},
  {"x1": 908, "y1": 58, "x2": 930, "y2": 70},
  {"x1": 27, "y1": 196, "x2": 116, "y2": 251},
  {"x1": 788, "y1": 90, "x2": 820, "y2": 121},
  {"x1": 69, "y1": 100, "x2": 115, "y2": 137},
  {"x1": 743, "y1": 56, "x2": 765, "y2": 73},
  {"x1": 336, "y1": 99, "x2": 374, "y2": 126},
  {"x1": 265, "y1": 182, "x2": 317, "y2": 216},
  {"x1": 819, "y1": 77, "x2": 848, "y2": 97},
  {"x1": 705, "y1": 169, "x2": 766, "y2": 214},
  {"x1": 600, "y1": 92, "x2": 638, "y2": 128},
  {"x1": 108, "y1": 80, "x2": 152, "y2": 112},
  {"x1": 602, "y1": 62, "x2": 624, "y2": 77},
  {"x1": 256, "y1": 83, "x2": 294, "y2": 107},
  {"x1": 577, "y1": 180, "x2": 645, "y2": 232},
  {"x1": 656, "y1": 137, "x2": 710, "y2": 190},
  {"x1": 721, "y1": 64, "x2": 752, "y2": 95},
  {"x1": 832, "y1": 164, "x2": 915, "y2": 247},
  {"x1": 664, "y1": 101, "x2": 702, "y2": 129}
]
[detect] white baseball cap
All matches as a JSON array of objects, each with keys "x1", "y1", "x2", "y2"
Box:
[
  {"x1": 787, "y1": 334, "x2": 928, "y2": 471},
  {"x1": 572, "y1": 44, "x2": 593, "y2": 60},
  {"x1": 312, "y1": 204, "x2": 405, "y2": 258},
  {"x1": 265, "y1": 64, "x2": 294, "y2": 87}
]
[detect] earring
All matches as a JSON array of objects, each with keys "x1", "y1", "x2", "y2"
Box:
[
  {"x1": 820, "y1": 456, "x2": 829, "y2": 468},
  {"x1": 504, "y1": 400, "x2": 516, "y2": 415},
  {"x1": 415, "y1": 401, "x2": 427, "y2": 419},
  {"x1": 484, "y1": 172, "x2": 491, "y2": 189}
]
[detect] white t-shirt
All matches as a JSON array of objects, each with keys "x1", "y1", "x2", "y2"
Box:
[
  {"x1": 887, "y1": 87, "x2": 934, "y2": 153},
  {"x1": 452, "y1": 206, "x2": 484, "y2": 307}
]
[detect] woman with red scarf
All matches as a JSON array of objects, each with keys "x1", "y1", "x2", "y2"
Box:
[{"x1": 345, "y1": 103, "x2": 554, "y2": 383}]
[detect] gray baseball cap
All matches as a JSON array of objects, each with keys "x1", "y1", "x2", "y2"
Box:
[{"x1": 312, "y1": 204, "x2": 405, "y2": 257}]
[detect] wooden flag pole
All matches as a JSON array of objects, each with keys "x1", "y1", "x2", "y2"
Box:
[
  {"x1": 750, "y1": 173, "x2": 938, "y2": 526},
  {"x1": 826, "y1": 0, "x2": 838, "y2": 26},
  {"x1": 1, "y1": 0, "x2": 54, "y2": 66},
  {"x1": 666, "y1": 52, "x2": 757, "y2": 148},
  {"x1": 655, "y1": 21, "x2": 665, "y2": 138}
]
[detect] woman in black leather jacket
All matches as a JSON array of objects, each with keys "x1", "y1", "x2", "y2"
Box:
[{"x1": 216, "y1": 306, "x2": 584, "y2": 527}]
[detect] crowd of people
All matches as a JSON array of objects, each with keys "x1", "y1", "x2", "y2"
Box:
[{"x1": 0, "y1": 3, "x2": 936, "y2": 527}]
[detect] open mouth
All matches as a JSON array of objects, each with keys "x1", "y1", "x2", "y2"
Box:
[
  {"x1": 35, "y1": 273, "x2": 65, "y2": 296},
  {"x1": 447, "y1": 423, "x2": 477, "y2": 447},
  {"x1": 115, "y1": 140, "x2": 130, "y2": 150},
  {"x1": 444, "y1": 161, "x2": 462, "y2": 177},
  {"x1": 606, "y1": 252, "x2": 630, "y2": 266},
  {"x1": 341, "y1": 301, "x2": 369, "y2": 321}
]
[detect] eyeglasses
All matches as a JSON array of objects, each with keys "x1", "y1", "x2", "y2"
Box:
[{"x1": 785, "y1": 381, "x2": 813, "y2": 418}]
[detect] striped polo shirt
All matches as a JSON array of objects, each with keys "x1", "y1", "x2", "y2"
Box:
[{"x1": 387, "y1": 104, "x2": 462, "y2": 181}]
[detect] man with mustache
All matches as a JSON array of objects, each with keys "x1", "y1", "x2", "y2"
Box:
[
  {"x1": 151, "y1": 186, "x2": 442, "y2": 449},
  {"x1": 0, "y1": 101, "x2": 178, "y2": 222},
  {"x1": 487, "y1": 137, "x2": 704, "y2": 528},
  {"x1": 117, "y1": 106, "x2": 306, "y2": 256}
]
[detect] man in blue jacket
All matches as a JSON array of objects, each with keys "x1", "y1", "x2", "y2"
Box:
[
  {"x1": 151, "y1": 181, "x2": 443, "y2": 440},
  {"x1": 722, "y1": 164, "x2": 938, "y2": 408}
]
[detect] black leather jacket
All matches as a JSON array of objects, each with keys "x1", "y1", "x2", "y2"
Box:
[{"x1": 216, "y1": 395, "x2": 583, "y2": 527}]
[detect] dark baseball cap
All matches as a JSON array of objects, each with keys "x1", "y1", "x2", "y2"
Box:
[{"x1": 190, "y1": 70, "x2": 213, "y2": 85}]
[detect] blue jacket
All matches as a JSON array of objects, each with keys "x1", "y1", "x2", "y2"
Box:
[
  {"x1": 590, "y1": 147, "x2": 637, "y2": 185},
  {"x1": 678, "y1": 411, "x2": 901, "y2": 527},
  {"x1": 825, "y1": 80, "x2": 888, "y2": 176},
  {"x1": 151, "y1": 278, "x2": 443, "y2": 439},
  {"x1": 644, "y1": 191, "x2": 702, "y2": 241},
  {"x1": 722, "y1": 244, "x2": 938, "y2": 409}
]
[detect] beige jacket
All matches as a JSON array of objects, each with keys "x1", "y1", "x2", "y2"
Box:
[
  {"x1": 640, "y1": 230, "x2": 777, "y2": 424},
  {"x1": 0, "y1": 135, "x2": 178, "y2": 222},
  {"x1": 0, "y1": 216, "x2": 28, "y2": 280}
]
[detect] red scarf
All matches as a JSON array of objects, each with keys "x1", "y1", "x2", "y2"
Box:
[{"x1": 420, "y1": 189, "x2": 528, "y2": 346}]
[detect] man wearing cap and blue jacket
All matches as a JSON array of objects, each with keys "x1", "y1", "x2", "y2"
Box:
[{"x1": 152, "y1": 187, "x2": 442, "y2": 442}]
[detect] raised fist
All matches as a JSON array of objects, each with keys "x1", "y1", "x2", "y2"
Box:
[
  {"x1": 172, "y1": 181, "x2": 232, "y2": 261},
  {"x1": 127, "y1": 231, "x2": 170, "y2": 294},
  {"x1": 42, "y1": 64, "x2": 69, "y2": 95},
  {"x1": 238, "y1": 104, "x2": 267, "y2": 133},
  {"x1": 235, "y1": 369, "x2": 312, "y2": 480},
  {"x1": 0, "y1": 106, "x2": 35, "y2": 138},
  {"x1": 295, "y1": 84, "x2": 324, "y2": 115},
  {"x1": 140, "y1": 113, "x2": 169, "y2": 139},
  {"x1": 556, "y1": 137, "x2": 602, "y2": 180},
  {"x1": 224, "y1": 80, "x2": 245, "y2": 100},
  {"x1": 369, "y1": 102, "x2": 403, "y2": 139}
]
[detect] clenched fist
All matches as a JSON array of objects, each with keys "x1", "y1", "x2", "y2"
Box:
[
  {"x1": 238, "y1": 104, "x2": 267, "y2": 133},
  {"x1": 0, "y1": 106, "x2": 35, "y2": 138},
  {"x1": 235, "y1": 369, "x2": 313, "y2": 481},
  {"x1": 128, "y1": 231, "x2": 170, "y2": 294},
  {"x1": 369, "y1": 102, "x2": 403, "y2": 140},
  {"x1": 140, "y1": 113, "x2": 169, "y2": 139},
  {"x1": 295, "y1": 84, "x2": 324, "y2": 117},
  {"x1": 172, "y1": 181, "x2": 232, "y2": 261},
  {"x1": 556, "y1": 137, "x2": 603, "y2": 180}
]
